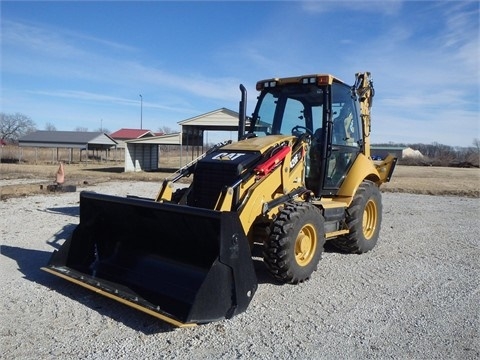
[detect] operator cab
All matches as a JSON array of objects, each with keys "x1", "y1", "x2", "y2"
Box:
[{"x1": 249, "y1": 75, "x2": 364, "y2": 197}]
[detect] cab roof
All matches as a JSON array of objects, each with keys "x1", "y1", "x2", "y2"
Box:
[{"x1": 256, "y1": 74, "x2": 347, "y2": 91}]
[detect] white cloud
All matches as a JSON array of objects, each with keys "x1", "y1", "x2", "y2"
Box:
[
  {"x1": 301, "y1": 0, "x2": 403, "y2": 15},
  {"x1": 2, "y1": 19, "x2": 136, "y2": 54},
  {"x1": 2, "y1": 19, "x2": 243, "y2": 111}
]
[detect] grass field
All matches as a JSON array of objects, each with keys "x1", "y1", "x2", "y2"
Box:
[{"x1": 1, "y1": 161, "x2": 479, "y2": 200}]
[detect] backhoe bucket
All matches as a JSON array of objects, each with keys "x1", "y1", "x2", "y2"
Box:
[{"x1": 42, "y1": 191, "x2": 257, "y2": 327}]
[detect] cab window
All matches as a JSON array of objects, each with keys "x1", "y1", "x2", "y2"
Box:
[{"x1": 331, "y1": 83, "x2": 361, "y2": 146}]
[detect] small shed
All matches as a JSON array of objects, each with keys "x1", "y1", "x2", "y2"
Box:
[{"x1": 124, "y1": 133, "x2": 182, "y2": 172}]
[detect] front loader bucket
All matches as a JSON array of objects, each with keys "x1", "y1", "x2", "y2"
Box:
[{"x1": 42, "y1": 191, "x2": 257, "y2": 327}]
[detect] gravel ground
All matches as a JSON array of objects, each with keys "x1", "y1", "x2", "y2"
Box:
[{"x1": 1, "y1": 181, "x2": 479, "y2": 359}]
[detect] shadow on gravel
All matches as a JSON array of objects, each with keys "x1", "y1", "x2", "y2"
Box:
[
  {"x1": 251, "y1": 243, "x2": 291, "y2": 286},
  {"x1": 45, "y1": 223, "x2": 77, "y2": 249},
  {"x1": 324, "y1": 241, "x2": 349, "y2": 254},
  {"x1": 41, "y1": 206, "x2": 80, "y2": 217},
  {"x1": 253, "y1": 258, "x2": 279, "y2": 285},
  {"x1": 1, "y1": 245, "x2": 54, "y2": 285},
  {"x1": 154, "y1": 167, "x2": 179, "y2": 173},
  {"x1": 82, "y1": 167, "x2": 124, "y2": 173},
  {"x1": 1, "y1": 243, "x2": 177, "y2": 334}
]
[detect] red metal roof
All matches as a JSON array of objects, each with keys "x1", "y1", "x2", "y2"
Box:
[{"x1": 110, "y1": 128, "x2": 154, "y2": 140}]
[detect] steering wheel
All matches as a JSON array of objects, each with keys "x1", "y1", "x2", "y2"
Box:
[{"x1": 291, "y1": 125, "x2": 314, "y2": 137}]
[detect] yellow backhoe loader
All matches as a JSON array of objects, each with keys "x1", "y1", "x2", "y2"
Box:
[{"x1": 43, "y1": 72, "x2": 396, "y2": 327}]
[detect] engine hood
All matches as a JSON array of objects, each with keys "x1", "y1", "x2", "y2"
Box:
[{"x1": 221, "y1": 135, "x2": 295, "y2": 154}]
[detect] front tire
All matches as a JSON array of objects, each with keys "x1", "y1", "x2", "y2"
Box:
[
  {"x1": 263, "y1": 202, "x2": 325, "y2": 284},
  {"x1": 332, "y1": 180, "x2": 382, "y2": 253}
]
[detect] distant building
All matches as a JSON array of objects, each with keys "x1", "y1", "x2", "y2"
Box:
[
  {"x1": 18, "y1": 130, "x2": 117, "y2": 162},
  {"x1": 110, "y1": 128, "x2": 155, "y2": 149},
  {"x1": 370, "y1": 146, "x2": 424, "y2": 160},
  {"x1": 124, "y1": 133, "x2": 182, "y2": 172},
  {"x1": 371, "y1": 146, "x2": 404, "y2": 160},
  {"x1": 19, "y1": 130, "x2": 116, "y2": 148}
]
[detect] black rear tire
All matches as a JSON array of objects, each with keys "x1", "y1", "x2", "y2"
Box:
[
  {"x1": 332, "y1": 180, "x2": 382, "y2": 254},
  {"x1": 263, "y1": 202, "x2": 325, "y2": 284}
]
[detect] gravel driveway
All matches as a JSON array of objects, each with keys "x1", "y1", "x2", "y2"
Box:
[{"x1": 1, "y1": 181, "x2": 479, "y2": 359}]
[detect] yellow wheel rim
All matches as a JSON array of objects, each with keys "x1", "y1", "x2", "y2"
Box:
[
  {"x1": 363, "y1": 199, "x2": 378, "y2": 240},
  {"x1": 295, "y1": 224, "x2": 317, "y2": 266}
]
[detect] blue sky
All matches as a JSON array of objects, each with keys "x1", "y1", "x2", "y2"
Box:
[{"x1": 1, "y1": 1, "x2": 479, "y2": 147}]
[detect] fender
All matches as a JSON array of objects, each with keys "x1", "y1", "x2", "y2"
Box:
[{"x1": 336, "y1": 153, "x2": 381, "y2": 205}]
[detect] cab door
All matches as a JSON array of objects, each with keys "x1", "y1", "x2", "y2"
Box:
[{"x1": 322, "y1": 82, "x2": 362, "y2": 195}]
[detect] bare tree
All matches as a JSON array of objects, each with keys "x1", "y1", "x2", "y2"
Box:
[
  {"x1": 157, "y1": 125, "x2": 177, "y2": 135},
  {"x1": 469, "y1": 138, "x2": 480, "y2": 167},
  {"x1": 45, "y1": 122, "x2": 57, "y2": 131},
  {"x1": 0, "y1": 112, "x2": 37, "y2": 142},
  {"x1": 156, "y1": 125, "x2": 180, "y2": 153},
  {"x1": 94, "y1": 127, "x2": 111, "y2": 134},
  {"x1": 473, "y1": 138, "x2": 480, "y2": 152}
]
